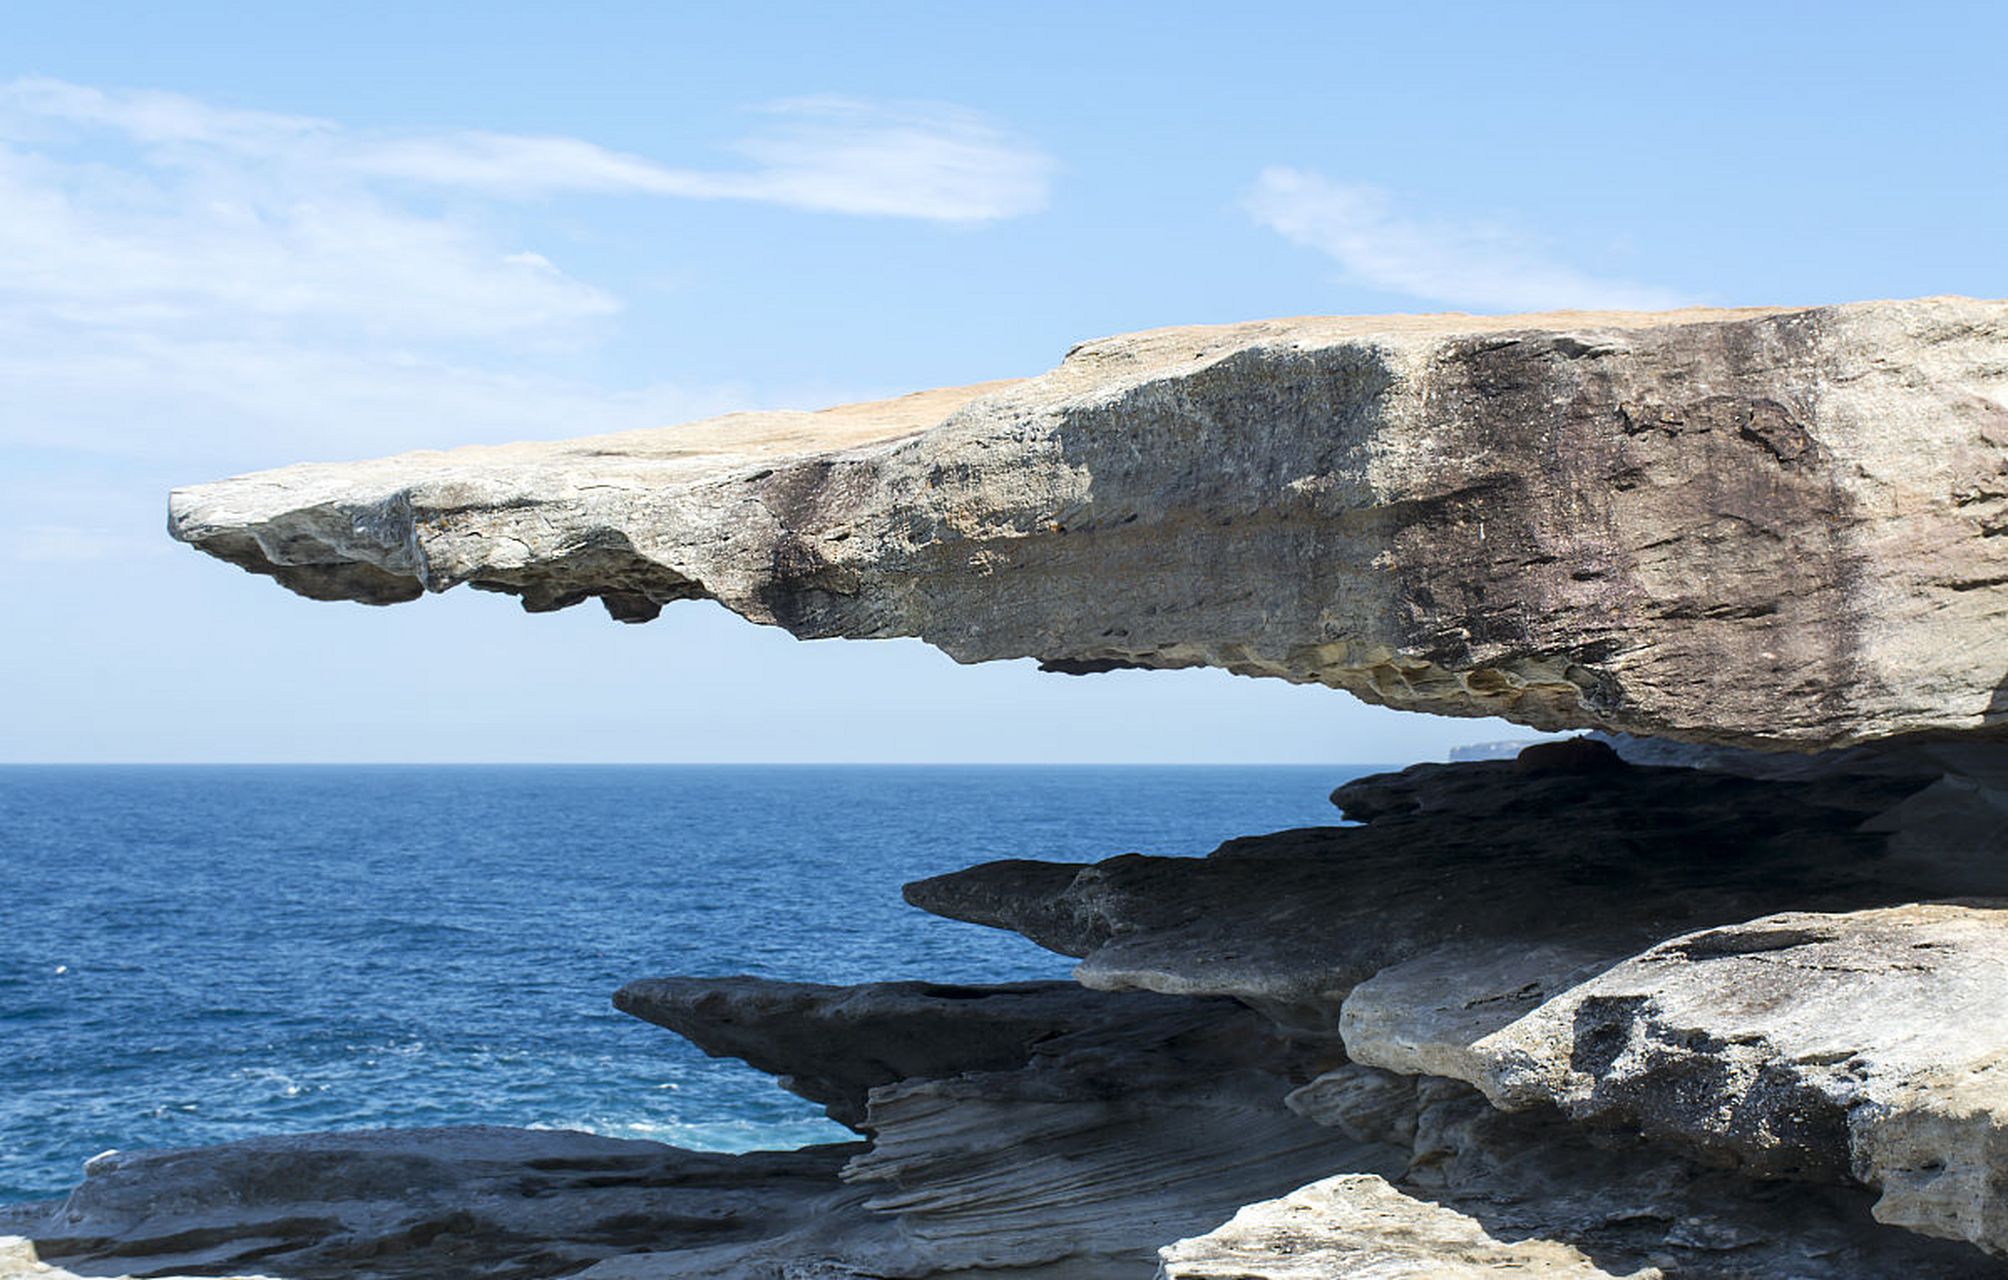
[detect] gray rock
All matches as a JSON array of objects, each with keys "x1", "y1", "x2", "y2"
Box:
[
  {"x1": 0, "y1": 1126, "x2": 873, "y2": 1280},
  {"x1": 839, "y1": 988, "x2": 1401, "y2": 1276},
  {"x1": 904, "y1": 751, "x2": 2008, "y2": 1261},
  {"x1": 20, "y1": 946, "x2": 2005, "y2": 1277},
  {"x1": 903, "y1": 753, "x2": 1956, "y2": 1030},
  {"x1": 1355, "y1": 903, "x2": 2008, "y2": 1258},
  {"x1": 612, "y1": 974, "x2": 1397, "y2": 1276},
  {"x1": 1168, "y1": 1072, "x2": 1995, "y2": 1278},
  {"x1": 168, "y1": 298, "x2": 2008, "y2": 750},
  {"x1": 611, "y1": 976, "x2": 1200, "y2": 1129},
  {"x1": 0, "y1": 1233, "x2": 266, "y2": 1280}
]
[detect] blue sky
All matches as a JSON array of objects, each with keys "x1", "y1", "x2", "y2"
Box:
[{"x1": 2, "y1": 2, "x2": 2002, "y2": 763}]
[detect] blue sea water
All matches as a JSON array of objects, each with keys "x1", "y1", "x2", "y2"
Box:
[{"x1": 0, "y1": 764, "x2": 1377, "y2": 1202}]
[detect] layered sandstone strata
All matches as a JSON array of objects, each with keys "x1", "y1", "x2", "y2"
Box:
[
  {"x1": 81, "y1": 298, "x2": 2008, "y2": 1276},
  {"x1": 169, "y1": 297, "x2": 2008, "y2": 749}
]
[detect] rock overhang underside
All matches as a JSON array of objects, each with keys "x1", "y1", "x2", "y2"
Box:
[{"x1": 168, "y1": 296, "x2": 2008, "y2": 753}]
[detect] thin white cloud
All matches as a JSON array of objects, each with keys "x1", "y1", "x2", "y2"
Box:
[
  {"x1": 0, "y1": 78, "x2": 1053, "y2": 220},
  {"x1": 665, "y1": 97, "x2": 1054, "y2": 221},
  {"x1": 344, "y1": 97, "x2": 1055, "y2": 221},
  {"x1": 1246, "y1": 167, "x2": 1687, "y2": 313},
  {"x1": 0, "y1": 141, "x2": 620, "y2": 342},
  {"x1": 0, "y1": 78, "x2": 1026, "y2": 472}
]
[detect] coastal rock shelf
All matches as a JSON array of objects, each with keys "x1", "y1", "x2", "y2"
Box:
[
  {"x1": 169, "y1": 297, "x2": 2008, "y2": 750},
  {"x1": 96, "y1": 298, "x2": 2008, "y2": 1275},
  {"x1": 14, "y1": 749, "x2": 2008, "y2": 1277},
  {"x1": 901, "y1": 742, "x2": 2008, "y2": 1267},
  {"x1": 8, "y1": 961, "x2": 1996, "y2": 1277},
  {"x1": 905, "y1": 740, "x2": 1983, "y2": 1030},
  {"x1": 0, "y1": 1127, "x2": 870, "y2": 1279}
]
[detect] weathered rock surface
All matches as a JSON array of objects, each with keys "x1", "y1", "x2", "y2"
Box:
[
  {"x1": 612, "y1": 976, "x2": 1200, "y2": 1129},
  {"x1": 16, "y1": 911, "x2": 2007, "y2": 1276},
  {"x1": 8, "y1": 977, "x2": 1371, "y2": 1280},
  {"x1": 840, "y1": 1006, "x2": 1394, "y2": 1275},
  {"x1": 169, "y1": 298, "x2": 2008, "y2": 750},
  {"x1": 0, "y1": 1233, "x2": 263, "y2": 1280},
  {"x1": 613, "y1": 974, "x2": 1396, "y2": 1276},
  {"x1": 1348, "y1": 903, "x2": 2008, "y2": 1256},
  {"x1": 902, "y1": 745, "x2": 2008, "y2": 1265},
  {"x1": 0, "y1": 1126, "x2": 871, "y2": 1280},
  {"x1": 604, "y1": 972, "x2": 1994, "y2": 1277},
  {"x1": 1157, "y1": 1173, "x2": 1650, "y2": 1279},
  {"x1": 904, "y1": 746, "x2": 1964, "y2": 1030},
  {"x1": 1164, "y1": 1070, "x2": 1995, "y2": 1279}
]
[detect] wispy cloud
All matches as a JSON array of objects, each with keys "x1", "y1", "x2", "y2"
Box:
[
  {"x1": 338, "y1": 96, "x2": 1055, "y2": 221},
  {"x1": 0, "y1": 137, "x2": 620, "y2": 343},
  {"x1": 1, "y1": 78, "x2": 1052, "y2": 221},
  {"x1": 1245, "y1": 167, "x2": 1686, "y2": 313},
  {"x1": 0, "y1": 78, "x2": 1042, "y2": 473}
]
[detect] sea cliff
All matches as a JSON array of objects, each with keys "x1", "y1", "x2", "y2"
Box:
[{"x1": 8, "y1": 298, "x2": 2006, "y2": 1277}]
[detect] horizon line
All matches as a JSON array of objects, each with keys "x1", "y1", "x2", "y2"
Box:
[{"x1": 0, "y1": 758, "x2": 1418, "y2": 768}]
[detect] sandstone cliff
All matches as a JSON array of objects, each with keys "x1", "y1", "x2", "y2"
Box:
[
  {"x1": 169, "y1": 298, "x2": 2008, "y2": 750},
  {"x1": 19, "y1": 299, "x2": 2001, "y2": 1277}
]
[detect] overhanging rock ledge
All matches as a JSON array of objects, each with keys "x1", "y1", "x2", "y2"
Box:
[{"x1": 168, "y1": 297, "x2": 2008, "y2": 750}]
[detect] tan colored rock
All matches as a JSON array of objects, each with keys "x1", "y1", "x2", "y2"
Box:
[
  {"x1": 1155, "y1": 1174, "x2": 1655, "y2": 1279},
  {"x1": 0, "y1": 1235, "x2": 266, "y2": 1280},
  {"x1": 170, "y1": 298, "x2": 2008, "y2": 749},
  {"x1": 1350, "y1": 904, "x2": 2008, "y2": 1257},
  {"x1": 1261, "y1": 1071, "x2": 1992, "y2": 1278}
]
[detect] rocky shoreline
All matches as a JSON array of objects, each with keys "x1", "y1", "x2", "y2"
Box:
[
  {"x1": 11, "y1": 298, "x2": 2005, "y2": 1276},
  {"x1": 6, "y1": 738, "x2": 2006, "y2": 1276}
]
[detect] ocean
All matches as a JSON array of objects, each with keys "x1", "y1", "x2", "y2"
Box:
[{"x1": 0, "y1": 764, "x2": 1377, "y2": 1202}]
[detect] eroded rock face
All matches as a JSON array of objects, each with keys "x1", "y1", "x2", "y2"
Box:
[
  {"x1": 169, "y1": 298, "x2": 2008, "y2": 749},
  {"x1": 611, "y1": 977, "x2": 1171, "y2": 1128},
  {"x1": 1359, "y1": 903, "x2": 2008, "y2": 1256},
  {"x1": 1164, "y1": 1071, "x2": 1993, "y2": 1279},
  {"x1": 902, "y1": 746, "x2": 2008, "y2": 1264},
  {"x1": 16, "y1": 916, "x2": 2008, "y2": 1276},
  {"x1": 840, "y1": 995, "x2": 1395, "y2": 1275},
  {"x1": 903, "y1": 750, "x2": 1956, "y2": 1030},
  {"x1": 614, "y1": 975, "x2": 1392, "y2": 1277},
  {"x1": 0, "y1": 1127, "x2": 872, "y2": 1280},
  {"x1": 603, "y1": 973, "x2": 1994, "y2": 1278}
]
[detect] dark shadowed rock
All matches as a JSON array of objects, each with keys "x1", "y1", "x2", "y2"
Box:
[
  {"x1": 1514, "y1": 735, "x2": 1627, "y2": 774},
  {"x1": 0, "y1": 1127, "x2": 871, "y2": 1280},
  {"x1": 837, "y1": 983, "x2": 1399, "y2": 1275},
  {"x1": 611, "y1": 976, "x2": 1204, "y2": 1128},
  {"x1": 905, "y1": 757, "x2": 1951, "y2": 1030}
]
